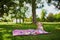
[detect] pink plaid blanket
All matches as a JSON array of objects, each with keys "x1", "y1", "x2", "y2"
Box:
[{"x1": 13, "y1": 29, "x2": 48, "y2": 36}]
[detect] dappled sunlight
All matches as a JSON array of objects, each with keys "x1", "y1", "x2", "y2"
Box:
[
  {"x1": 3, "y1": 34, "x2": 12, "y2": 40},
  {"x1": 0, "y1": 23, "x2": 60, "y2": 40},
  {"x1": 0, "y1": 28, "x2": 6, "y2": 32},
  {"x1": 0, "y1": 22, "x2": 15, "y2": 25},
  {"x1": 3, "y1": 34, "x2": 12, "y2": 37},
  {"x1": 56, "y1": 27, "x2": 60, "y2": 30}
]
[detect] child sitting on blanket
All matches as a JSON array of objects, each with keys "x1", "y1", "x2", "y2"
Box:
[
  {"x1": 36, "y1": 22, "x2": 44, "y2": 30},
  {"x1": 31, "y1": 22, "x2": 48, "y2": 35},
  {"x1": 36, "y1": 22, "x2": 48, "y2": 34}
]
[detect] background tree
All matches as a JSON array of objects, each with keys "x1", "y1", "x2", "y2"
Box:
[
  {"x1": 0, "y1": 0, "x2": 16, "y2": 17},
  {"x1": 40, "y1": 9, "x2": 47, "y2": 22},
  {"x1": 48, "y1": 0, "x2": 60, "y2": 9},
  {"x1": 54, "y1": 13, "x2": 60, "y2": 22},
  {"x1": 46, "y1": 13, "x2": 55, "y2": 22}
]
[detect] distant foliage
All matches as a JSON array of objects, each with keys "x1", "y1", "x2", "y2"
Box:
[
  {"x1": 46, "y1": 13, "x2": 55, "y2": 22},
  {"x1": 40, "y1": 9, "x2": 47, "y2": 22},
  {"x1": 54, "y1": 13, "x2": 60, "y2": 22}
]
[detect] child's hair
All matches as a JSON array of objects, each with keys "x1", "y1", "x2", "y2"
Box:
[
  {"x1": 36, "y1": 22, "x2": 44, "y2": 30},
  {"x1": 36, "y1": 22, "x2": 43, "y2": 26}
]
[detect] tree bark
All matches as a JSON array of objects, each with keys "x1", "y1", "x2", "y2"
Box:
[{"x1": 32, "y1": 0, "x2": 36, "y2": 24}]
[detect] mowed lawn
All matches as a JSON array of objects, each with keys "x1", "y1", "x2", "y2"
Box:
[{"x1": 0, "y1": 22, "x2": 60, "y2": 40}]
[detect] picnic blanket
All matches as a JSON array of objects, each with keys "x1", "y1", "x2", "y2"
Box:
[{"x1": 13, "y1": 29, "x2": 48, "y2": 36}]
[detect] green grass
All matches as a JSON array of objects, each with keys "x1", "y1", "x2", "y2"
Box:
[{"x1": 0, "y1": 23, "x2": 60, "y2": 40}]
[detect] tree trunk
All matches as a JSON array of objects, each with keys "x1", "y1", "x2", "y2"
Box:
[{"x1": 32, "y1": 0, "x2": 36, "y2": 24}]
